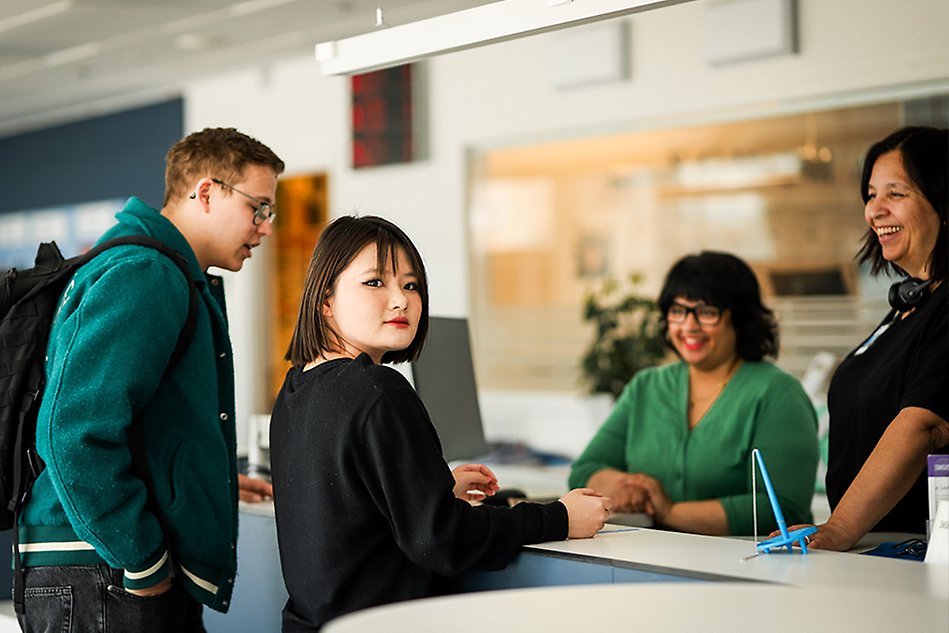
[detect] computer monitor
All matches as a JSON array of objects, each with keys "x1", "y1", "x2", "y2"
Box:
[{"x1": 410, "y1": 317, "x2": 488, "y2": 462}]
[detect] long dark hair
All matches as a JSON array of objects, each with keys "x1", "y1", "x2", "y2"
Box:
[
  {"x1": 658, "y1": 251, "x2": 778, "y2": 361},
  {"x1": 285, "y1": 215, "x2": 429, "y2": 367}
]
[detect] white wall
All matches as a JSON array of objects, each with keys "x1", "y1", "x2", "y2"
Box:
[{"x1": 184, "y1": 0, "x2": 949, "y2": 453}]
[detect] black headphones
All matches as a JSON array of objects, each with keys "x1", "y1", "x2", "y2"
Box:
[{"x1": 888, "y1": 277, "x2": 934, "y2": 311}]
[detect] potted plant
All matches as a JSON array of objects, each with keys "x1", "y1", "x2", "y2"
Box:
[{"x1": 580, "y1": 274, "x2": 667, "y2": 399}]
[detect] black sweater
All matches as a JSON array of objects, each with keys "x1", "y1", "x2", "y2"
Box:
[{"x1": 270, "y1": 354, "x2": 568, "y2": 631}]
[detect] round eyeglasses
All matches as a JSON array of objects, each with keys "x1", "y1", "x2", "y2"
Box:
[
  {"x1": 212, "y1": 178, "x2": 276, "y2": 226},
  {"x1": 666, "y1": 302, "x2": 722, "y2": 325}
]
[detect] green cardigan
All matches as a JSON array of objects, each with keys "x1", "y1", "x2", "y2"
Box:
[
  {"x1": 569, "y1": 361, "x2": 818, "y2": 534},
  {"x1": 20, "y1": 198, "x2": 239, "y2": 612}
]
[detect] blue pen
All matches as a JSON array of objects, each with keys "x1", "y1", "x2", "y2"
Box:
[{"x1": 752, "y1": 448, "x2": 817, "y2": 554}]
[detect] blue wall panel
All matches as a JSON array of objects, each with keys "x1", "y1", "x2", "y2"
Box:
[{"x1": 0, "y1": 99, "x2": 183, "y2": 213}]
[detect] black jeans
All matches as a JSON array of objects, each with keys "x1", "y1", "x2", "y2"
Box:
[{"x1": 17, "y1": 565, "x2": 205, "y2": 633}]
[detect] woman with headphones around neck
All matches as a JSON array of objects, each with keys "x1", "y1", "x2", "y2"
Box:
[{"x1": 785, "y1": 126, "x2": 949, "y2": 551}]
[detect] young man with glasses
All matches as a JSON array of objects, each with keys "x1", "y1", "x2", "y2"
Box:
[{"x1": 17, "y1": 127, "x2": 284, "y2": 632}]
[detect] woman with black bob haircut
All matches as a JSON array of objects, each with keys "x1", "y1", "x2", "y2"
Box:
[
  {"x1": 571, "y1": 251, "x2": 818, "y2": 536},
  {"x1": 781, "y1": 127, "x2": 949, "y2": 551},
  {"x1": 657, "y1": 251, "x2": 779, "y2": 363},
  {"x1": 284, "y1": 214, "x2": 430, "y2": 367},
  {"x1": 270, "y1": 215, "x2": 611, "y2": 631}
]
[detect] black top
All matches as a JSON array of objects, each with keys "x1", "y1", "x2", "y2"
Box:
[
  {"x1": 270, "y1": 354, "x2": 568, "y2": 632},
  {"x1": 826, "y1": 283, "x2": 949, "y2": 534}
]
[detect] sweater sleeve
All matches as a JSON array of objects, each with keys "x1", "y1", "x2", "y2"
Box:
[
  {"x1": 36, "y1": 252, "x2": 190, "y2": 584},
  {"x1": 719, "y1": 374, "x2": 819, "y2": 534},
  {"x1": 568, "y1": 379, "x2": 637, "y2": 489},
  {"x1": 355, "y1": 381, "x2": 568, "y2": 575}
]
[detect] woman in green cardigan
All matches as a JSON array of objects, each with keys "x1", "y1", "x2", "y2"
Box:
[{"x1": 569, "y1": 252, "x2": 819, "y2": 535}]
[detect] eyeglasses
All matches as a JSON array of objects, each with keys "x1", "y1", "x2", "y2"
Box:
[
  {"x1": 666, "y1": 302, "x2": 722, "y2": 325},
  {"x1": 212, "y1": 178, "x2": 276, "y2": 226}
]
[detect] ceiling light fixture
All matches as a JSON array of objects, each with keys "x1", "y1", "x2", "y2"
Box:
[
  {"x1": 315, "y1": 0, "x2": 694, "y2": 76},
  {"x1": 0, "y1": 0, "x2": 72, "y2": 35}
]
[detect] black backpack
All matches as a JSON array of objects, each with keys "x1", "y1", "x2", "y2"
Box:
[{"x1": 0, "y1": 235, "x2": 198, "y2": 530}]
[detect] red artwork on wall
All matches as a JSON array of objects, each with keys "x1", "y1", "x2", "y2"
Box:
[{"x1": 351, "y1": 64, "x2": 413, "y2": 168}]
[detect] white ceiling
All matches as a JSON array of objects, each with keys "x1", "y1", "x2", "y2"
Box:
[{"x1": 0, "y1": 0, "x2": 496, "y2": 138}]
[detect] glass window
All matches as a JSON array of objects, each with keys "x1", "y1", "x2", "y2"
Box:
[{"x1": 467, "y1": 100, "x2": 943, "y2": 394}]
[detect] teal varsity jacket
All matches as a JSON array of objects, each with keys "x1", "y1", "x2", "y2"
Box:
[{"x1": 20, "y1": 197, "x2": 240, "y2": 612}]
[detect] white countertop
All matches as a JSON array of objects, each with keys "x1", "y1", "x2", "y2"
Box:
[
  {"x1": 529, "y1": 525, "x2": 947, "y2": 597},
  {"x1": 325, "y1": 581, "x2": 947, "y2": 633},
  {"x1": 326, "y1": 527, "x2": 949, "y2": 633}
]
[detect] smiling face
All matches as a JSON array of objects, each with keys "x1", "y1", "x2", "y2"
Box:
[
  {"x1": 667, "y1": 297, "x2": 738, "y2": 372},
  {"x1": 204, "y1": 163, "x2": 278, "y2": 271},
  {"x1": 322, "y1": 243, "x2": 422, "y2": 364},
  {"x1": 865, "y1": 150, "x2": 941, "y2": 279}
]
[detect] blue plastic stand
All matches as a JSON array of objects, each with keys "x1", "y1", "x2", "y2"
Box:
[{"x1": 753, "y1": 448, "x2": 818, "y2": 554}]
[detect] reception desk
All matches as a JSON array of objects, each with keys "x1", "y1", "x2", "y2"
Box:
[
  {"x1": 210, "y1": 502, "x2": 947, "y2": 633},
  {"x1": 327, "y1": 527, "x2": 949, "y2": 633}
]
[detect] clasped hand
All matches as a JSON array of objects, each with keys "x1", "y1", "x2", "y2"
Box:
[{"x1": 587, "y1": 470, "x2": 672, "y2": 521}]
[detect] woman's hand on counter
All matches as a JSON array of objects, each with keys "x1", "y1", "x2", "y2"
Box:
[{"x1": 777, "y1": 520, "x2": 860, "y2": 552}]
